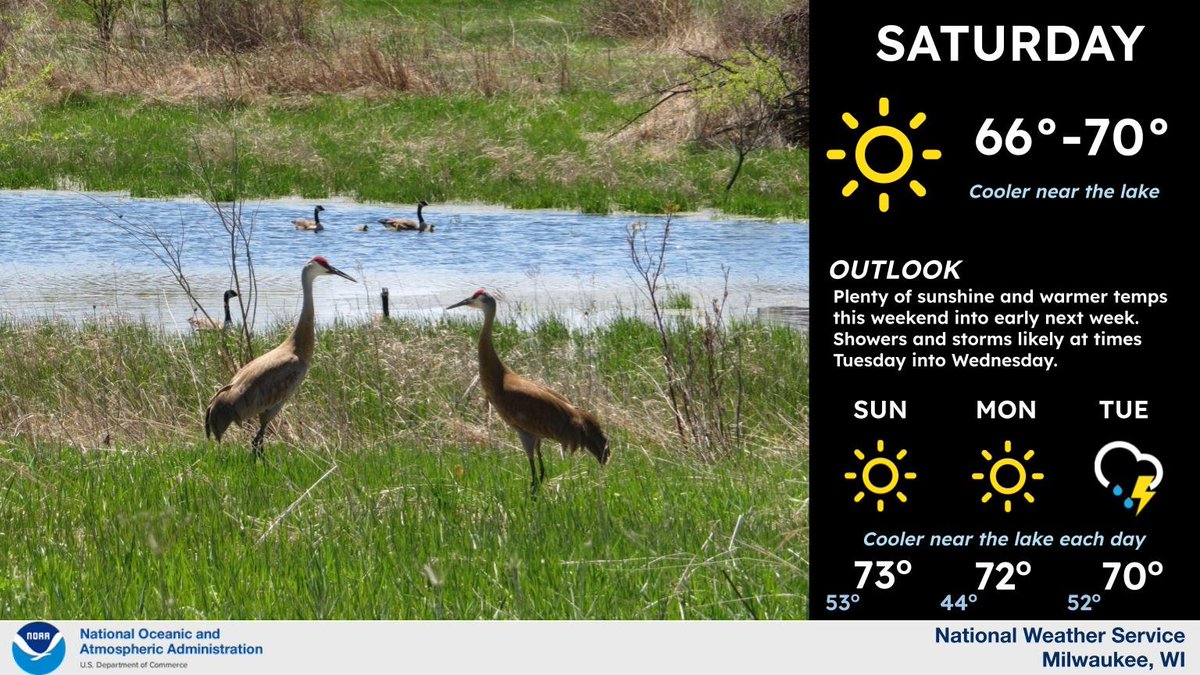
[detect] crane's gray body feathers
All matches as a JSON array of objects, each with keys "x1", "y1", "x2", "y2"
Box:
[
  {"x1": 202, "y1": 257, "x2": 354, "y2": 457},
  {"x1": 205, "y1": 346, "x2": 309, "y2": 442}
]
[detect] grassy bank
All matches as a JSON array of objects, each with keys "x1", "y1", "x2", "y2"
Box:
[
  {"x1": 0, "y1": 0, "x2": 808, "y2": 217},
  {"x1": 0, "y1": 315, "x2": 808, "y2": 619},
  {"x1": 2, "y1": 94, "x2": 807, "y2": 216}
]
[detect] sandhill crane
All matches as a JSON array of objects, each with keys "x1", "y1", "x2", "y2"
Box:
[
  {"x1": 294, "y1": 205, "x2": 326, "y2": 231},
  {"x1": 188, "y1": 289, "x2": 239, "y2": 331},
  {"x1": 204, "y1": 257, "x2": 356, "y2": 458},
  {"x1": 379, "y1": 200, "x2": 434, "y2": 232},
  {"x1": 448, "y1": 289, "x2": 609, "y2": 492}
]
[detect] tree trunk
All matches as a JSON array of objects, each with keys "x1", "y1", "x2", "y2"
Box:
[{"x1": 725, "y1": 149, "x2": 747, "y2": 192}]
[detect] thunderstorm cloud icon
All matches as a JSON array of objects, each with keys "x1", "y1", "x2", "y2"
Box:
[{"x1": 1094, "y1": 441, "x2": 1163, "y2": 516}]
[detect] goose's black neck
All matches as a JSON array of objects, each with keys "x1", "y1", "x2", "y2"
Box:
[
  {"x1": 313, "y1": 207, "x2": 321, "y2": 224},
  {"x1": 417, "y1": 202, "x2": 424, "y2": 225}
]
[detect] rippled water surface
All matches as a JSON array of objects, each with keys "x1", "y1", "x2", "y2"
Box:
[{"x1": 1, "y1": 191, "x2": 808, "y2": 330}]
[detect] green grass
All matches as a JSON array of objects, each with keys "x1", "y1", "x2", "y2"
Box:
[
  {"x1": 0, "y1": 94, "x2": 807, "y2": 216},
  {"x1": 665, "y1": 291, "x2": 693, "y2": 310},
  {"x1": 0, "y1": 316, "x2": 808, "y2": 619},
  {"x1": 2, "y1": 0, "x2": 808, "y2": 217}
]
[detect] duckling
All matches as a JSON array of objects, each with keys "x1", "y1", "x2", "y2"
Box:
[
  {"x1": 355, "y1": 224, "x2": 369, "y2": 232},
  {"x1": 188, "y1": 290, "x2": 239, "y2": 331},
  {"x1": 379, "y1": 200, "x2": 433, "y2": 232},
  {"x1": 293, "y1": 205, "x2": 325, "y2": 231}
]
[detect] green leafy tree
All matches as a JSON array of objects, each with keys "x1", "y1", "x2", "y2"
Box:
[{"x1": 692, "y1": 47, "x2": 795, "y2": 191}]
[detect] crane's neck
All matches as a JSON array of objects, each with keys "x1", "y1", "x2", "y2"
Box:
[
  {"x1": 289, "y1": 268, "x2": 317, "y2": 363},
  {"x1": 313, "y1": 207, "x2": 321, "y2": 225},
  {"x1": 417, "y1": 203, "x2": 424, "y2": 225},
  {"x1": 223, "y1": 295, "x2": 233, "y2": 324},
  {"x1": 478, "y1": 303, "x2": 506, "y2": 393}
]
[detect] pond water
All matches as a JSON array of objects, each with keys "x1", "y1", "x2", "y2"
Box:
[{"x1": 0, "y1": 191, "x2": 808, "y2": 331}]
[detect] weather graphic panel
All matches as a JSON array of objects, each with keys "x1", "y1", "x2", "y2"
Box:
[{"x1": 810, "y1": 4, "x2": 1194, "y2": 619}]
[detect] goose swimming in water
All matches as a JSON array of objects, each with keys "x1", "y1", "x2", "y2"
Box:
[
  {"x1": 379, "y1": 200, "x2": 434, "y2": 232},
  {"x1": 293, "y1": 205, "x2": 326, "y2": 231}
]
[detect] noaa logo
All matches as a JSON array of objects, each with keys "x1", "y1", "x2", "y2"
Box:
[{"x1": 12, "y1": 622, "x2": 66, "y2": 675}]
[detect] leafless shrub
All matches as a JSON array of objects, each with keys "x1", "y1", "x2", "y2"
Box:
[
  {"x1": 79, "y1": 0, "x2": 131, "y2": 44},
  {"x1": 471, "y1": 48, "x2": 499, "y2": 96},
  {"x1": 613, "y1": 2, "x2": 809, "y2": 154},
  {"x1": 0, "y1": 18, "x2": 13, "y2": 71},
  {"x1": 188, "y1": 130, "x2": 260, "y2": 364},
  {"x1": 760, "y1": 2, "x2": 808, "y2": 145},
  {"x1": 158, "y1": 0, "x2": 169, "y2": 37},
  {"x1": 360, "y1": 38, "x2": 413, "y2": 91},
  {"x1": 0, "y1": 6, "x2": 54, "y2": 124},
  {"x1": 714, "y1": 1, "x2": 769, "y2": 50},
  {"x1": 177, "y1": 0, "x2": 323, "y2": 53},
  {"x1": 762, "y1": 2, "x2": 808, "y2": 80},
  {"x1": 98, "y1": 130, "x2": 260, "y2": 370},
  {"x1": 627, "y1": 218, "x2": 744, "y2": 461},
  {"x1": 582, "y1": 0, "x2": 691, "y2": 39}
]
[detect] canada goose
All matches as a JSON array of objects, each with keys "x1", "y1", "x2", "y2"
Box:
[
  {"x1": 189, "y1": 290, "x2": 239, "y2": 331},
  {"x1": 355, "y1": 224, "x2": 369, "y2": 232},
  {"x1": 293, "y1": 205, "x2": 326, "y2": 231},
  {"x1": 379, "y1": 200, "x2": 434, "y2": 232}
]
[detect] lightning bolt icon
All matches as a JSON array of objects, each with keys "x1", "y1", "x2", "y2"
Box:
[{"x1": 1131, "y1": 475, "x2": 1156, "y2": 516}]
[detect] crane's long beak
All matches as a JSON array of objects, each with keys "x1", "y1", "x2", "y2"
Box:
[
  {"x1": 329, "y1": 266, "x2": 357, "y2": 282},
  {"x1": 446, "y1": 297, "x2": 470, "y2": 309}
]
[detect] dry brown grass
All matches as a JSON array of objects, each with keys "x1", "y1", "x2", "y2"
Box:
[
  {"x1": 607, "y1": 92, "x2": 701, "y2": 147},
  {"x1": 34, "y1": 36, "x2": 630, "y2": 104},
  {"x1": 45, "y1": 38, "x2": 427, "y2": 104},
  {"x1": 194, "y1": 114, "x2": 322, "y2": 166},
  {"x1": 0, "y1": 321, "x2": 610, "y2": 454},
  {"x1": 6, "y1": 0, "x2": 807, "y2": 107},
  {"x1": 177, "y1": 0, "x2": 324, "y2": 53},
  {"x1": 582, "y1": 0, "x2": 692, "y2": 39},
  {"x1": 0, "y1": 315, "x2": 803, "y2": 465}
]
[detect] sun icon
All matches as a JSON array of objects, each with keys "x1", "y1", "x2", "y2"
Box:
[
  {"x1": 845, "y1": 440, "x2": 917, "y2": 512},
  {"x1": 973, "y1": 440, "x2": 1044, "y2": 513},
  {"x1": 826, "y1": 97, "x2": 942, "y2": 213}
]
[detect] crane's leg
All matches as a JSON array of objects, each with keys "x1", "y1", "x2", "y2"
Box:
[
  {"x1": 253, "y1": 404, "x2": 284, "y2": 461},
  {"x1": 517, "y1": 430, "x2": 539, "y2": 493},
  {"x1": 251, "y1": 423, "x2": 267, "y2": 460},
  {"x1": 535, "y1": 441, "x2": 546, "y2": 482}
]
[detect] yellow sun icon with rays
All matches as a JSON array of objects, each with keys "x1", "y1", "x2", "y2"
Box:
[
  {"x1": 845, "y1": 440, "x2": 917, "y2": 512},
  {"x1": 973, "y1": 440, "x2": 1044, "y2": 513},
  {"x1": 826, "y1": 97, "x2": 942, "y2": 213}
]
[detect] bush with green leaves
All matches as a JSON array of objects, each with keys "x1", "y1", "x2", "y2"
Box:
[{"x1": 693, "y1": 47, "x2": 796, "y2": 191}]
